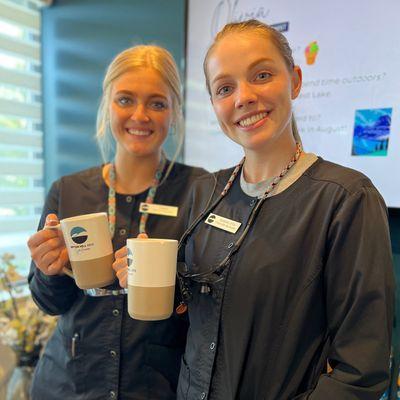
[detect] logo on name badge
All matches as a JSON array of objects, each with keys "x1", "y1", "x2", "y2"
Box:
[
  {"x1": 207, "y1": 215, "x2": 216, "y2": 224},
  {"x1": 70, "y1": 226, "x2": 88, "y2": 244},
  {"x1": 141, "y1": 204, "x2": 149, "y2": 212}
]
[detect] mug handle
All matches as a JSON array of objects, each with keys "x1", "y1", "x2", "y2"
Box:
[
  {"x1": 62, "y1": 267, "x2": 74, "y2": 279},
  {"x1": 43, "y1": 224, "x2": 75, "y2": 279}
]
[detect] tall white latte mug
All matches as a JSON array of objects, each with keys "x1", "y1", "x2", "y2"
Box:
[
  {"x1": 127, "y1": 238, "x2": 178, "y2": 321},
  {"x1": 45, "y1": 212, "x2": 115, "y2": 289}
]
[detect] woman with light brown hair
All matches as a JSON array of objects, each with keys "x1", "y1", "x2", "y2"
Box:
[{"x1": 173, "y1": 20, "x2": 394, "y2": 399}]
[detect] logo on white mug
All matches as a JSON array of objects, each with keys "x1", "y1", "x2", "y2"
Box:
[
  {"x1": 70, "y1": 226, "x2": 88, "y2": 244},
  {"x1": 127, "y1": 248, "x2": 134, "y2": 267}
]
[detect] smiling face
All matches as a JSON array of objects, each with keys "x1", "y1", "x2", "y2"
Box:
[
  {"x1": 206, "y1": 31, "x2": 302, "y2": 155},
  {"x1": 109, "y1": 67, "x2": 173, "y2": 159}
]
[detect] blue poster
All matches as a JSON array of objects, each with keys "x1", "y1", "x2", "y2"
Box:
[{"x1": 352, "y1": 108, "x2": 392, "y2": 156}]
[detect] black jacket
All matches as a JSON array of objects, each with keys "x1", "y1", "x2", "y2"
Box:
[
  {"x1": 177, "y1": 158, "x2": 394, "y2": 400},
  {"x1": 28, "y1": 162, "x2": 206, "y2": 400}
]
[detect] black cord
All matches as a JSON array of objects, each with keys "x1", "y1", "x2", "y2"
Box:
[{"x1": 179, "y1": 196, "x2": 266, "y2": 283}]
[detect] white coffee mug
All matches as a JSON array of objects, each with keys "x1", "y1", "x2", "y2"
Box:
[
  {"x1": 127, "y1": 238, "x2": 178, "y2": 321},
  {"x1": 46, "y1": 212, "x2": 115, "y2": 289}
]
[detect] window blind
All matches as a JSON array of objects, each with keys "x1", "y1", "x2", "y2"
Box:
[{"x1": 0, "y1": 0, "x2": 44, "y2": 275}]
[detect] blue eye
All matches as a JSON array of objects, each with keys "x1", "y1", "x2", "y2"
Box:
[
  {"x1": 117, "y1": 96, "x2": 132, "y2": 106},
  {"x1": 151, "y1": 101, "x2": 167, "y2": 110},
  {"x1": 216, "y1": 86, "x2": 232, "y2": 97},
  {"x1": 255, "y1": 71, "x2": 271, "y2": 81}
]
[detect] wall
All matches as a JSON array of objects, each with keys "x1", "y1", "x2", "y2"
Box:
[{"x1": 42, "y1": 0, "x2": 186, "y2": 189}]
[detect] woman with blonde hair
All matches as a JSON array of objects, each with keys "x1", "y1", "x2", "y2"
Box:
[{"x1": 27, "y1": 44, "x2": 205, "y2": 399}]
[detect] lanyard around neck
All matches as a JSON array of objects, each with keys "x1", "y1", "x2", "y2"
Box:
[
  {"x1": 176, "y1": 143, "x2": 302, "y2": 312},
  {"x1": 107, "y1": 153, "x2": 167, "y2": 238}
]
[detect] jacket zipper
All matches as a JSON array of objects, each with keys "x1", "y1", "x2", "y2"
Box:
[{"x1": 71, "y1": 332, "x2": 79, "y2": 358}]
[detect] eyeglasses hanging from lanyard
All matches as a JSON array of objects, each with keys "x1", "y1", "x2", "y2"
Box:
[{"x1": 176, "y1": 143, "x2": 302, "y2": 314}]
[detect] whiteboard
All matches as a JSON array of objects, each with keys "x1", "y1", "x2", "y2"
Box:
[{"x1": 184, "y1": 0, "x2": 400, "y2": 207}]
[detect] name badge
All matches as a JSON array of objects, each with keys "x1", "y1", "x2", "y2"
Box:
[
  {"x1": 205, "y1": 213, "x2": 241, "y2": 234},
  {"x1": 139, "y1": 202, "x2": 178, "y2": 217}
]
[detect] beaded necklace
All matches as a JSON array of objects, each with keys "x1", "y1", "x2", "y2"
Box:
[
  {"x1": 107, "y1": 153, "x2": 167, "y2": 238},
  {"x1": 221, "y1": 142, "x2": 302, "y2": 199},
  {"x1": 176, "y1": 142, "x2": 302, "y2": 312}
]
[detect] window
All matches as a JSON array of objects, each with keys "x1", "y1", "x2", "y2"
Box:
[{"x1": 0, "y1": 0, "x2": 44, "y2": 276}]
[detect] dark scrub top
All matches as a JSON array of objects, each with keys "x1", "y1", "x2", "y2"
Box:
[
  {"x1": 28, "y1": 162, "x2": 206, "y2": 400},
  {"x1": 177, "y1": 157, "x2": 395, "y2": 400}
]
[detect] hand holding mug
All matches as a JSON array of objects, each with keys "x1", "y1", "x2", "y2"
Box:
[
  {"x1": 29, "y1": 212, "x2": 115, "y2": 289},
  {"x1": 27, "y1": 214, "x2": 69, "y2": 276},
  {"x1": 113, "y1": 233, "x2": 148, "y2": 289},
  {"x1": 113, "y1": 246, "x2": 128, "y2": 288}
]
